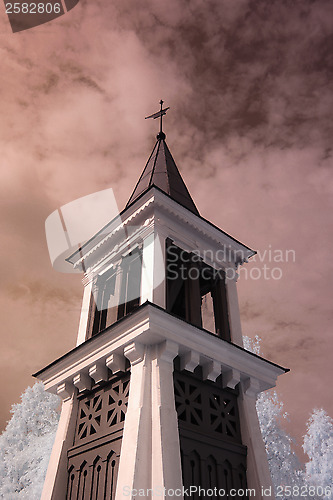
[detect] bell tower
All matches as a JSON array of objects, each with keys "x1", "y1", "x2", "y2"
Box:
[{"x1": 35, "y1": 103, "x2": 287, "y2": 500}]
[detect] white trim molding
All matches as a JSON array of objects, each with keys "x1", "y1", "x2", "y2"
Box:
[{"x1": 35, "y1": 303, "x2": 286, "y2": 397}]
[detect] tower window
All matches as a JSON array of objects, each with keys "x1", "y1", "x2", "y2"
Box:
[
  {"x1": 166, "y1": 240, "x2": 230, "y2": 341},
  {"x1": 92, "y1": 270, "x2": 118, "y2": 335},
  {"x1": 90, "y1": 247, "x2": 142, "y2": 337},
  {"x1": 117, "y1": 248, "x2": 142, "y2": 320}
]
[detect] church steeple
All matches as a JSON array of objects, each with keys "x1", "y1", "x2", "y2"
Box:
[
  {"x1": 126, "y1": 101, "x2": 199, "y2": 215},
  {"x1": 35, "y1": 104, "x2": 288, "y2": 500}
]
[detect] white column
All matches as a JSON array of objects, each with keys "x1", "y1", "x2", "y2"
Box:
[
  {"x1": 76, "y1": 279, "x2": 93, "y2": 346},
  {"x1": 41, "y1": 389, "x2": 78, "y2": 500},
  {"x1": 151, "y1": 341, "x2": 183, "y2": 498},
  {"x1": 140, "y1": 232, "x2": 155, "y2": 304},
  {"x1": 152, "y1": 231, "x2": 166, "y2": 308},
  {"x1": 238, "y1": 379, "x2": 275, "y2": 499},
  {"x1": 115, "y1": 340, "x2": 183, "y2": 499},
  {"x1": 140, "y1": 231, "x2": 166, "y2": 308},
  {"x1": 115, "y1": 343, "x2": 151, "y2": 499},
  {"x1": 225, "y1": 273, "x2": 244, "y2": 347}
]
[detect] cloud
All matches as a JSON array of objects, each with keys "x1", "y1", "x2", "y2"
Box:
[{"x1": 6, "y1": 280, "x2": 81, "y2": 305}]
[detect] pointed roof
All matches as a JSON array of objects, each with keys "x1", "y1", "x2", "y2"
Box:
[{"x1": 126, "y1": 132, "x2": 199, "y2": 215}]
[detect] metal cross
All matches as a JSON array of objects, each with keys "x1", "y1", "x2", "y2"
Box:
[{"x1": 145, "y1": 99, "x2": 170, "y2": 134}]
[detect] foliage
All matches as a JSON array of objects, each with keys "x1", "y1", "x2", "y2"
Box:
[
  {"x1": 0, "y1": 382, "x2": 60, "y2": 499},
  {"x1": 244, "y1": 336, "x2": 306, "y2": 498},
  {"x1": 256, "y1": 390, "x2": 306, "y2": 497},
  {"x1": 303, "y1": 408, "x2": 333, "y2": 499}
]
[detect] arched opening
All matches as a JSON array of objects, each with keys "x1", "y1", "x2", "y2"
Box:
[{"x1": 166, "y1": 239, "x2": 230, "y2": 340}]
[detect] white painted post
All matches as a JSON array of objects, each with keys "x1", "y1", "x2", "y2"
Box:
[
  {"x1": 140, "y1": 232, "x2": 155, "y2": 304},
  {"x1": 76, "y1": 279, "x2": 93, "y2": 346},
  {"x1": 115, "y1": 343, "x2": 151, "y2": 499},
  {"x1": 152, "y1": 231, "x2": 166, "y2": 308},
  {"x1": 41, "y1": 393, "x2": 78, "y2": 500},
  {"x1": 151, "y1": 341, "x2": 183, "y2": 498},
  {"x1": 140, "y1": 231, "x2": 166, "y2": 308},
  {"x1": 225, "y1": 273, "x2": 244, "y2": 347},
  {"x1": 238, "y1": 380, "x2": 275, "y2": 499},
  {"x1": 116, "y1": 340, "x2": 183, "y2": 499}
]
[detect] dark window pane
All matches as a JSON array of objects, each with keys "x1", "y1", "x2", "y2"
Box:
[
  {"x1": 118, "y1": 249, "x2": 142, "y2": 320},
  {"x1": 166, "y1": 239, "x2": 230, "y2": 340}
]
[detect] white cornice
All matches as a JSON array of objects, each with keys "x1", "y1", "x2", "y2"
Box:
[
  {"x1": 71, "y1": 197, "x2": 155, "y2": 271},
  {"x1": 70, "y1": 188, "x2": 255, "y2": 274},
  {"x1": 35, "y1": 304, "x2": 286, "y2": 399},
  {"x1": 152, "y1": 190, "x2": 254, "y2": 260}
]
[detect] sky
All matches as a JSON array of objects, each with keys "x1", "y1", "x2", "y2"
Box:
[{"x1": 0, "y1": 0, "x2": 332, "y2": 458}]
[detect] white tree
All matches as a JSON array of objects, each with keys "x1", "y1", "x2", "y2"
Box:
[
  {"x1": 0, "y1": 382, "x2": 60, "y2": 499},
  {"x1": 244, "y1": 336, "x2": 306, "y2": 498},
  {"x1": 303, "y1": 408, "x2": 333, "y2": 499},
  {"x1": 256, "y1": 390, "x2": 306, "y2": 496}
]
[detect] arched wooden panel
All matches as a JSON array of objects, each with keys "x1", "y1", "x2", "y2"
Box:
[
  {"x1": 66, "y1": 372, "x2": 129, "y2": 500},
  {"x1": 206, "y1": 455, "x2": 218, "y2": 491},
  {"x1": 174, "y1": 364, "x2": 248, "y2": 499},
  {"x1": 222, "y1": 460, "x2": 233, "y2": 500}
]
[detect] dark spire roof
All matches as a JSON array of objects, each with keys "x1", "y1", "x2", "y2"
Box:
[{"x1": 126, "y1": 133, "x2": 199, "y2": 215}]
